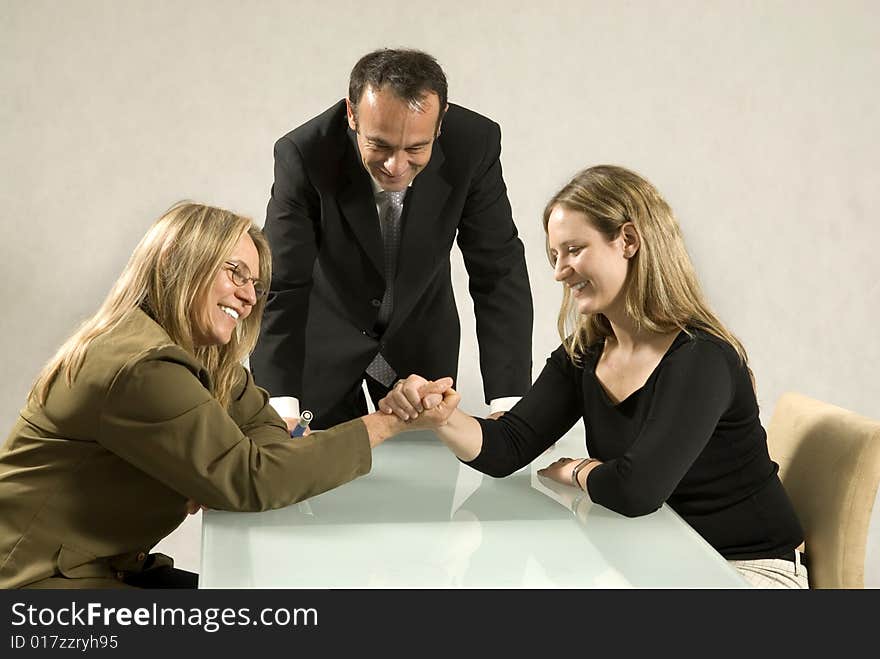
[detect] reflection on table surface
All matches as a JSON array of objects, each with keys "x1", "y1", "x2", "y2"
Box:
[{"x1": 200, "y1": 428, "x2": 748, "y2": 588}]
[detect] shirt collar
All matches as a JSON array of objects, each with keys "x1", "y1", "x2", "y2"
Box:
[{"x1": 369, "y1": 175, "x2": 412, "y2": 201}]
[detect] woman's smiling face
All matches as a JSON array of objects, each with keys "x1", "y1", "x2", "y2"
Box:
[
  {"x1": 191, "y1": 231, "x2": 260, "y2": 347},
  {"x1": 546, "y1": 204, "x2": 633, "y2": 317}
]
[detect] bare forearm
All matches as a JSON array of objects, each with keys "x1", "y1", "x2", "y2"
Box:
[
  {"x1": 434, "y1": 409, "x2": 484, "y2": 462},
  {"x1": 360, "y1": 412, "x2": 407, "y2": 448}
]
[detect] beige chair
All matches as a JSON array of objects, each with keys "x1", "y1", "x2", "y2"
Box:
[{"x1": 767, "y1": 392, "x2": 880, "y2": 588}]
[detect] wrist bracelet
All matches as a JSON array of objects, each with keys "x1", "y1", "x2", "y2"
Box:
[{"x1": 571, "y1": 458, "x2": 593, "y2": 491}]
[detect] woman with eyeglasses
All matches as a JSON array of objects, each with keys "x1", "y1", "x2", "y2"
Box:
[
  {"x1": 380, "y1": 166, "x2": 807, "y2": 588},
  {"x1": 0, "y1": 202, "x2": 455, "y2": 589}
]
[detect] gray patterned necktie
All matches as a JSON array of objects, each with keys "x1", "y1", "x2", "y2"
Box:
[{"x1": 365, "y1": 189, "x2": 406, "y2": 387}]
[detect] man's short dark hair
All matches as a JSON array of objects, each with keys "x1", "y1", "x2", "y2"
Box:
[{"x1": 348, "y1": 49, "x2": 448, "y2": 128}]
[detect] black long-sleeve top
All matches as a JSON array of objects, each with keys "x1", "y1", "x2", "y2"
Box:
[{"x1": 468, "y1": 329, "x2": 804, "y2": 560}]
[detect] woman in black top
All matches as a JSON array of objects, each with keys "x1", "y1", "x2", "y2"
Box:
[{"x1": 379, "y1": 165, "x2": 807, "y2": 588}]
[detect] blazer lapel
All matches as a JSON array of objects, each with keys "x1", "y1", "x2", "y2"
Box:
[
  {"x1": 392, "y1": 142, "x2": 451, "y2": 326},
  {"x1": 338, "y1": 130, "x2": 384, "y2": 277}
]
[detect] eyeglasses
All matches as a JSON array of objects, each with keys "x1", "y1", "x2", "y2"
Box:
[{"x1": 224, "y1": 261, "x2": 267, "y2": 299}]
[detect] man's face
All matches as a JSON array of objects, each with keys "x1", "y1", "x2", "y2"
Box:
[{"x1": 347, "y1": 85, "x2": 443, "y2": 192}]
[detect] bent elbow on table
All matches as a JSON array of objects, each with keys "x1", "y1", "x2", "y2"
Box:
[
  {"x1": 600, "y1": 493, "x2": 664, "y2": 518},
  {"x1": 465, "y1": 458, "x2": 522, "y2": 479},
  {"x1": 486, "y1": 466, "x2": 519, "y2": 479},
  {"x1": 198, "y1": 480, "x2": 332, "y2": 513},
  {"x1": 194, "y1": 456, "x2": 361, "y2": 513},
  {"x1": 589, "y1": 465, "x2": 669, "y2": 518}
]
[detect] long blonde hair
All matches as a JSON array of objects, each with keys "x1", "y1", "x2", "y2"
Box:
[
  {"x1": 30, "y1": 202, "x2": 271, "y2": 408},
  {"x1": 544, "y1": 165, "x2": 749, "y2": 368}
]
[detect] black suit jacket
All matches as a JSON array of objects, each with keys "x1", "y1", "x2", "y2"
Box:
[{"x1": 250, "y1": 100, "x2": 533, "y2": 418}]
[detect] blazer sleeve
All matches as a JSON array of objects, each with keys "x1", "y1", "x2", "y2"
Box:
[
  {"x1": 225, "y1": 364, "x2": 296, "y2": 446},
  {"x1": 249, "y1": 137, "x2": 320, "y2": 399},
  {"x1": 98, "y1": 348, "x2": 371, "y2": 512},
  {"x1": 455, "y1": 120, "x2": 534, "y2": 402}
]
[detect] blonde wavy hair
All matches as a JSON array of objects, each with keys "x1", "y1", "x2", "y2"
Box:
[
  {"x1": 30, "y1": 202, "x2": 271, "y2": 408},
  {"x1": 544, "y1": 165, "x2": 749, "y2": 369}
]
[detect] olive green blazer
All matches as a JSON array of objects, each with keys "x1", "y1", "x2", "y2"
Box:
[{"x1": 0, "y1": 309, "x2": 370, "y2": 588}]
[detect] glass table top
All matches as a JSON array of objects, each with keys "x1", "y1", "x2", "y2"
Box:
[{"x1": 200, "y1": 428, "x2": 749, "y2": 588}]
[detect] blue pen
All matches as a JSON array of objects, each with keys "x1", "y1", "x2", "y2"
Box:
[{"x1": 290, "y1": 410, "x2": 313, "y2": 438}]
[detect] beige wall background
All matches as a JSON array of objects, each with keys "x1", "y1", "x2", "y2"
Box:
[{"x1": 2, "y1": 1, "x2": 878, "y2": 581}]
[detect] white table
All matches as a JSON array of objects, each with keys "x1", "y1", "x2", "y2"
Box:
[{"x1": 200, "y1": 428, "x2": 749, "y2": 588}]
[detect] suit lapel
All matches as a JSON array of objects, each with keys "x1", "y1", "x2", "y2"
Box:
[
  {"x1": 338, "y1": 129, "x2": 384, "y2": 277},
  {"x1": 392, "y1": 142, "x2": 451, "y2": 325}
]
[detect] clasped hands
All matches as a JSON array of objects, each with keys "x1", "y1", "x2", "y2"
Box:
[
  {"x1": 377, "y1": 374, "x2": 461, "y2": 427},
  {"x1": 379, "y1": 376, "x2": 594, "y2": 491}
]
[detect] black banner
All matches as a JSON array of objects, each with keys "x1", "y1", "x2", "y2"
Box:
[{"x1": 0, "y1": 589, "x2": 858, "y2": 655}]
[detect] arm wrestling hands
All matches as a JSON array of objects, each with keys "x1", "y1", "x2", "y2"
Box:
[
  {"x1": 377, "y1": 375, "x2": 482, "y2": 462},
  {"x1": 379, "y1": 374, "x2": 601, "y2": 488},
  {"x1": 378, "y1": 375, "x2": 456, "y2": 422},
  {"x1": 378, "y1": 375, "x2": 504, "y2": 421}
]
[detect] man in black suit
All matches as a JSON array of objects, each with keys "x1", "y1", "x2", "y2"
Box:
[{"x1": 250, "y1": 49, "x2": 533, "y2": 429}]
